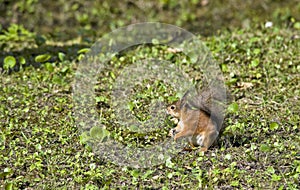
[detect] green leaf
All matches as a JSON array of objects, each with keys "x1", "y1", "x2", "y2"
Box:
[
  {"x1": 58, "y1": 52, "x2": 66, "y2": 61},
  {"x1": 271, "y1": 174, "x2": 281, "y2": 181},
  {"x1": 84, "y1": 184, "x2": 99, "y2": 190},
  {"x1": 188, "y1": 51, "x2": 198, "y2": 64},
  {"x1": 127, "y1": 102, "x2": 134, "y2": 111},
  {"x1": 19, "y1": 56, "x2": 26, "y2": 65},
  {"x1": 23, "y1": 107, "x2": 30, "y2": 113},
  {"x1": 3, "y1": 56, "x2": 16, "y2": 70},
  {"x1": 142, "y1": 169, "x2": 154, "y2": 179},
  {"x1": 165, "y1": 157, "x2": 174, "y2": 168},
  {"x1": 253, "y1": 48, "x2": 261, "y2": 55},
  {"x1": 230, "y1": 180, "x2": 239, "y2": 187},
  {"x1": 267, "y1": 166, "x2": 275, "y2": 174},
  {"x1": 151, "y1": 38, "x2": 159, "y2": 45},
  {"x1": 228, "y1": 102, "x2": 238, "y2": 113},
  {"x1": 109, "y1": 71, "x2": 116, "y2": 79},
  {"x1": 250, "y1": 58, "x2": 260, "y2": 68},
  {"x1": 35, "y1": 54, "x2": 51, "y2": 62},
  {"x1": 89, "y1": 163, "x2": 96, "y2": 170},
  {"x1": 52, "y1": 74, "x2": 62, "y2": 84},
  {"x1": 221, "y1": 63, "x2": 229, "y2": 72},
  {"x1": 226, "y1": 78, "x2": 238, "y2": 85},
  {"x1": 225, "y1": 154, "x2": 232, "y2": 160},
  {"x1": 130, "y1": 169, "x2": 140, "y2": 178},
  {"x1": 260, "y1": 144, "x2": 271, "y2": 152},
  {"x1": 95, "y1": 96, "x2": 108, "y2": 103},
  {"x1": 294, "y1": 22, "x2": 300, "y2": 29},
  {"x1": 79, "y1": 131, "x2": 91, "y2": 144},
  {"x1": 90, "y1": 126, "x2": 102, "y2": 138},
  {"x1": 77, "y1": 54, "x2": 85, "y2": 61},
  {"x1": 61, "y1": 66, "x2": 69, "y2": 73},
  {"x1": 44, "y1": 62, "x2": 54, "y2": 72},
  {"x1": 90, "y1": 126, "x2": 110, "y2": 141},
  {"x1": 77, "y1": 48, "x2": 90, "y2": 54},
  {"x1": 167, "y1": 172, "x2": 173, "y2": 179},
  {"x1": 269, "y1": 122, "x2": 279, "y2": 131},
  {"x1": 0, "y1": 168, "x2": 12, "y2": 178},
  {"x1": 129, "y1": 125, "x2": 139, "y2": 132},
  {"x1": 5, "y1": 182, "x2": 13, "y2": 190}
]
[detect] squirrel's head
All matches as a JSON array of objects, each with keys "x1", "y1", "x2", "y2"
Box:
[{"x1": 166, "y1": 101, "x2": 181, "y2": 118}]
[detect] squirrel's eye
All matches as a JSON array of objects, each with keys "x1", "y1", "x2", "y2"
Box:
[{"x1": 170, "y1": 105, "x2": 175, "y2": 110}]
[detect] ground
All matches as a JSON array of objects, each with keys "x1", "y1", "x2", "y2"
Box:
[{"x1": 0, "y1": 0, "x2": 299, "y2": 189}]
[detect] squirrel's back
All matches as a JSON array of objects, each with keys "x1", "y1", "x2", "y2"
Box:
[{"x1": 179, "y1": 83, "x2": 228, "y2": 131}]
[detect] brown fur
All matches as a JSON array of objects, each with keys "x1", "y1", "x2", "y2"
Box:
[{"x1": 167, "y1": 100, "x2": 219, "y2": 152}]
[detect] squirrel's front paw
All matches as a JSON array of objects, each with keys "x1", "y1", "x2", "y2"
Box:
[
  {"x1": 170, "y1": 118, "x2": 179, "y2": 124},
  {"x1": 168, "y1": 128, "x2": 176, "y2": 137}
]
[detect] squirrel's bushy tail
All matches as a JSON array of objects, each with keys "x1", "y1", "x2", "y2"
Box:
[{"x1": 180, "y1": 79, "x2": 229, "y2": 130}]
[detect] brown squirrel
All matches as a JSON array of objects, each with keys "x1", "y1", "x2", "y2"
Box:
[{"x1": 167, "y1": 83, "x2": 227, "y2": 152}]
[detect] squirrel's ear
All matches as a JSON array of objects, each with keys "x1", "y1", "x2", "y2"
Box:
[
  {"x1": 181, "y1": 90, "x2": 190, "y2": 101},
  {"x1": 180, "y1": 89, "x2": 191, "y2": 108}
]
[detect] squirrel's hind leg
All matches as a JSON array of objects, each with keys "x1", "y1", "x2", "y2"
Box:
[
  {"x1": 174, "y1": 129, "x2": 194, "y2": 141},
  {"x1": 200, "y1": 130, "x2": 219, "y2": 151}
]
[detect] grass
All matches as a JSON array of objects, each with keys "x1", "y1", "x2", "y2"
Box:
[
  {"x1": 0, "y1": 1, "x2": 300, "y2": 189},
  {"x1": 1, "y1": 25, "x2": 299, "y2": 189}
]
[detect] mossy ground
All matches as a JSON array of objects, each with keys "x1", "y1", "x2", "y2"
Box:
[{"x1": 0, "y1": 0, "x2": 300, "y2": 189}]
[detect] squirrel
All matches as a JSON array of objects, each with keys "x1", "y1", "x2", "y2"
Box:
[{"x1": 167, "y1": 83, "x2": 227, "y2": 152}]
